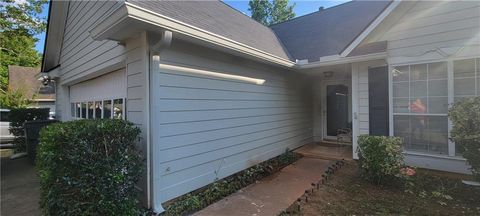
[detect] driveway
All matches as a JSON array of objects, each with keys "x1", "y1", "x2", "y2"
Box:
[{"x1": 1, "y1": 156, "x2": 41, "y2": 216}]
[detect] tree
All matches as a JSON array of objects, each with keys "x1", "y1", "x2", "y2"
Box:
[
  {"x1": 248, "y1": 0, "x2": 271, "y2": 26},
  {"x1": 270, "y1": 0, "x2": 295, "y2": 25},
  {"x1": 0, "y1": 87, "x2": 34, "y2": 109},
  {"x1": 248, "y1": 0, "x2": 295, "y2": 26},
  {"x1": 0, "y1": 0, "x2": 48, "y2": 91}
]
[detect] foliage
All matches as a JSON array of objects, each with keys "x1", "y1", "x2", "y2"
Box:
[
  {"x1": 9, "y1": 107, "x2": 49, "y2": 152},
  {"x1": 270, "y1": 0, "x2": 295, "y2": 25},
  {"x1": 37, "y1": 119, "x2": 143, "y2": 216},
  {"x1": 449, "y1": 97, "x2": 480, "y2": 181},
  {"x1": 0, "y1": 0, "x2": 47, "y2": 90},
  {"x1": 357, "y1": 135, "x2": 405, "y2": 184},
  {"x1": 162, "y1": 150, "x2": 300, "y2": 215},
  {"x1": 248, "y1": 0, "x2": 295, "y2": 26},
  {"x1": 0, "y1": 87, "x2": 34, "y2": 109}
]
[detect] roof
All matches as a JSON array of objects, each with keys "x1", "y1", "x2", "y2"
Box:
[
  {"x1": 270, "y1": 0, "x2": 392, "y2": 62},
  {"x1": 127, "y1": 0, "x2": 291, "y2": 60},
  {"x1": 8, "y1": 66, "x2": 55, "y2": 100}
]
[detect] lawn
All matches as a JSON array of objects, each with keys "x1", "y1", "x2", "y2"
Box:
[{"x1": 296, "y1": 162, "x2": 480, "y2": 216}]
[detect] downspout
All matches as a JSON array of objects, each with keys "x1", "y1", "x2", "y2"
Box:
[{"x1": 149, "y1": 30, "x2": 172, "y2": 214}]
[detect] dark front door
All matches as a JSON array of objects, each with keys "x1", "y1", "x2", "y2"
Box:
[
  {"x1": 326, "y1": 84, "x2": 349, "y2": 137},
  {"x1": 368, "y1": 66, "x2": 389, "y2": 136}
]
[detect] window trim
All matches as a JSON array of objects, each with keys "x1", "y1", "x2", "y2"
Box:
[
  {"x1": 70, "y1": 97, "x2": 125, "y2": 120},
  {"x1": 389, "y1": 56, "x2": 480, "y2": 158}
]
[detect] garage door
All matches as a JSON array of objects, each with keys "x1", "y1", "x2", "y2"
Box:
[{"x1": 69, "y1": 69, "x2": 126, "y2": 119}]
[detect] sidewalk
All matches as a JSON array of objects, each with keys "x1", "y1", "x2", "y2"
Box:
[
  {"x1": 1, "y1": 157, "x2": 41, "y2": 216},
  {"x1": 194, "y1": 157, "x2": 333, "y2": 216}
]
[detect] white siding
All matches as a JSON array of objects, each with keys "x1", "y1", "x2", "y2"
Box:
[
  {"x1": 125, "y1": 32, "x2": 150, "y2": 205},
  {"x1": 56, "y1": 1, "x2": 127, "y2": 119},
  {"x1": 59, "y1": 1, "x2": 125, "y2": 82},
  {"x1": 380, "y1": 1, "x2": 480, "y2": 63},
  {"x1": 152, "y1": 41, "x2": 313, "y2": 203},
  {"x1": 69, "y1": 69, "x2": 125, "y2": 102}
]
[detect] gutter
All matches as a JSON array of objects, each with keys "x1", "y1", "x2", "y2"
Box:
[
  {"x1": 90, "y1": 2, "x2": 296, "y2": 68},
  {"x1": 297, "y1": 52, "x2": 387, "y2": 69}
]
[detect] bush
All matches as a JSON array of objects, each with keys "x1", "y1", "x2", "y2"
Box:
[
  {"x1": 357, "y1": 135, "x2": 404, "y2": 184},
  {"x1": 449, "y1": 97, "x2": 480, "y2": 181},
  {"x1": 37, "y1": 119, "x2": 143, "y2": 216},
  {"x1": 9, "y1": 108, "x2": 49, "y2": 152}
]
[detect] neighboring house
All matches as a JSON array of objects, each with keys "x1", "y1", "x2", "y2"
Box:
[
  {"x1": 41, "y1": 0, "x2": 480, "y2": 212},
  {"x1": 8, "y1": 66, "x2": 56, "y2": 113}
]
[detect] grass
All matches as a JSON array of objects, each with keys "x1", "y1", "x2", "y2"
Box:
[{"x1": 295, "y1": 162, "x2": 480, "y2": 216}]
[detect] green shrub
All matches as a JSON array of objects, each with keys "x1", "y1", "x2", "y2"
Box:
[
  {"x1": 37, "y1": 119, "x2": 143, "y2": 216},
  {"x1": 357, "y1": 135, "x2": 404, "y2": 184},
  {"x1": 9, "y1": 108, "x2": 49, "y2": 152},
  {"x1": 449, "y1": 97, "x2": 480, "y2": 181}
]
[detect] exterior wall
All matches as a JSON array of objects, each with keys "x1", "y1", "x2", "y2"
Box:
[
  {"x1": 55, "y1": 1, "x2": 126, "y2": 120},
  {"x1": 53, "y1": 0, "x2": 150, "y2": 205},
  {"x1": 363, "y1": 1, "x2": 479, "y2": 173},
  {"x1": 124, "y1": 32, "x2": 150, "y2": 205},
  {"x1": 151, "y1": 40, "x2": 313, "y2": 203},
  {"x1": 351, "y1": 60, "x2": 387, "y2": 159},
  {"x1": 379, "y1": 1, "x2": 480, "y2": 64}
]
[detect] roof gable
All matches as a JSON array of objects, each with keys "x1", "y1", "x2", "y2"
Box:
[{"x1": 271, "y1": 0, "x2": 392, "y2": 62}]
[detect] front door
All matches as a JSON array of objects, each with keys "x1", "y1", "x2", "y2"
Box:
[{"x1": 323, "y1": 82, "x2": 350, "y2": 140}]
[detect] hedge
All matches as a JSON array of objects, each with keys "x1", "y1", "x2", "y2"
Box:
[
  {"x1": 449, "y1": 97, "x2": 480, "y2": 181},
  {"x1": 9, "y1": 108, "x2": 50, "y2": 152},
  {"x1": 357, "y1": 135, "x2": 404, "y2": 184},
  {"x1": 37, "y1": 119, "x2": 143, "y2": 215}
]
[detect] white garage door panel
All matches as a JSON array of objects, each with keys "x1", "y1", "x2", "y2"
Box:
[{"x1": 70, "y1": 69, "x2": 126, "y2": 102}]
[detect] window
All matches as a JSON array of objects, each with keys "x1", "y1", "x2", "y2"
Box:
[
  {"x1": 113, "y1": 99, "x2": 124, "y2": 119},
  {"x1": 71, "y1": 98, "x2": 124, "y2": 120},
  {"x1": 81, "y1": 102, "x2": 87, "y2": 118},
  {"x1": 71, "y1": 103, "x2": 75, "y2": 117},
  {"x1": 103, "y1": 100, "x2": 112, "y2": 119},
  {"x1": 95, "y1": 101, "x2": 102, "y2": 118},
  {"x1": 392, "y1": 62, "x2": 449, "y2": 155},
  {"x1": 87, "y1": 102, "x2": 94, "y2": 119}
]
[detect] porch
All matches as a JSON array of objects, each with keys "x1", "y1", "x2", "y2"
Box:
[{"x1": 302, "y1": 60, "x2": 389, "y2": 160}]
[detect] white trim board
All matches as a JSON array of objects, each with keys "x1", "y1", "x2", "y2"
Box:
[{"x1": 340, "y1": 0, "x2": 402, "y2": 57}]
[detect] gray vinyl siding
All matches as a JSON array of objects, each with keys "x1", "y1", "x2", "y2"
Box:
[
  {"x1": 380, "y1": 1, "x2": 480, "y2": 58},
  {"x1": 152, "y1": 40, "x2": 313, "y2": 202},
  {"x1": 58, "y1": 1, "x2": 125, "y2": 84}
]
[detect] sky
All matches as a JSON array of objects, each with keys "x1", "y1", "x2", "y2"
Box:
[{"x1": 35, "y1": 0, "x2": 349, "y2": 53}]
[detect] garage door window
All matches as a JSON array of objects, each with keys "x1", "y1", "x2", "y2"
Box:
[{"x1": 70, "y1": 98, "x2": 124, "y2": 120}]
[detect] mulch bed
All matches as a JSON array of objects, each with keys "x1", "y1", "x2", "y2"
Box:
[{"x1": 287, "y1": 162, "x2": 480, "y2": 216}]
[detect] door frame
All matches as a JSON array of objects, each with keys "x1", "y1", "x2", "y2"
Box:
[{"x1": 321, "y1": 79, "x2": 352, "y2": 141}]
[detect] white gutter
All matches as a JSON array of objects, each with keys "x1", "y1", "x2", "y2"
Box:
[
  {"x1": 90, "y1": 3, "x2": 295, "y2": 68},
  {"x1": 298, "y1": 52, "x2": 387, "y2": 69}
]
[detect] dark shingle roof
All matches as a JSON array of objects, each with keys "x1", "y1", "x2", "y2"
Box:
[
  {"x1": 270, "y1": 1, "x2": 391, "y2": 62},
  {"x1": 127, "y1": 0, "x2": 291, "y2": 60}
]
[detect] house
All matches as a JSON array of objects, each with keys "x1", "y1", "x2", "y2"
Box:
[
  {"x1": 8, "y1": 66, "x2": 55, "y2": 113},
  {"x1": 41, "y1": 0, "x2": 480, "y2": 212}
]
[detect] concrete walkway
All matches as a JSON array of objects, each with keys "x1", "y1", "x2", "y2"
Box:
[
  {"x1": 1, "y1": 157, "x2": 41, "y2": 216},
  {"x1": 194, "y1": 158, "x2": 333, "y2": 216}
]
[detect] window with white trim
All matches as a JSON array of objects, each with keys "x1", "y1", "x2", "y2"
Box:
[
  {"x1": 392, "y1": 62, "x2": 449, "y2": 155},
  {"x1": 70, "y1": 98, "x2": 125, "y2": 120},
  {"x1": 392, "y1": 57, "x2": 480, "y2": 156}
]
